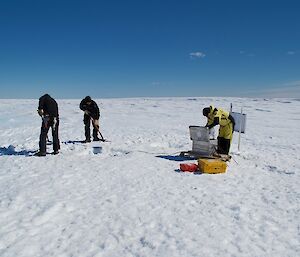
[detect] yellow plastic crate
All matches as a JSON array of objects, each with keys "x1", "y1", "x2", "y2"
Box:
[{"x1": 198, "y1": 158, "x2": 227, "y2": 174}]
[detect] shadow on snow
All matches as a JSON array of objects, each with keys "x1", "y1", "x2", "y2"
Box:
[
  {"x1": 0, "y1": 145, "x2": 36, "y2": 156},
  {"x1": 156, "y1": 155, "x2": 196, "y2": 162},
  {"x1": 62, "y1": 140, "x2": 85, "y2": 145}
]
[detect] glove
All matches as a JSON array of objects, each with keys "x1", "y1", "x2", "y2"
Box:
[{"x1": 37, "y1": 109, "x2": 44, "y2": 117}]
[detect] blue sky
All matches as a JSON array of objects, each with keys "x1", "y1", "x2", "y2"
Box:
[{"x1": 0, "y1": 0, "x2": 299, "y2": 98}]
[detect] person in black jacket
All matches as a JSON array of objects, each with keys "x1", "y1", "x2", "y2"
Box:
[
  {"x1": 79, "y1": 96, "x2": 100, "y2": 142},
  {"x1": 35, "y1": 94, "x2": 60, "y2": 156}
]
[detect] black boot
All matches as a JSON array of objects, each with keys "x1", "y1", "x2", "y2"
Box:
[{"x1": 34, "y1": 151, "x2": 46, "y2": 157}]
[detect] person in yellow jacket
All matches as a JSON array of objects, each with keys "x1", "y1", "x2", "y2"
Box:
[{"x1": 202, "y1": 106, "x2": 235, "y2": 155}]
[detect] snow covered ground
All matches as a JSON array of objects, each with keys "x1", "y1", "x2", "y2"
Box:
[{"x1": 0, "y1": 97, "x2": 299, "y2": 257}]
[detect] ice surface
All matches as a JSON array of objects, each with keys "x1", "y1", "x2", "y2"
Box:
[{"x1": 0, "y1": 97, "x2": 299, "y2": 257}]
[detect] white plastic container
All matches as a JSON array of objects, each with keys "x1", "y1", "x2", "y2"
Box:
[
  {"x1": 93, "y1": 146, "x2": 102, "y2": 154},
  {"x1": 189, "y1": 126, "x2": 217, "y2": 156},
  {"x1": 189, "y1": 126, "x2": 209, "y2": 141}
]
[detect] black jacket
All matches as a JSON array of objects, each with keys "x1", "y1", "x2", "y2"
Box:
[
  {"x1": 38, "y1": 94, "x2": 59, "y2": 118},
  {"x1": 80, "y1": 99, "x2": 100, "y2": 120}
]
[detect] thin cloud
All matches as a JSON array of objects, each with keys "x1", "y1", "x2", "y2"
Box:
[
  {"x1": 189, "y1": 52, "x2": 206, "y2": 59},
  {"x1": 239, "y1": 50, "x2": 255, "y2": 57},
  {"x1": 151, "y1": 82, "x2": 161, "y2": 86},
  {"x1": 283, "y1": 80, "x2": 300, "y2": 86},
  {"x1": 240, "y1": 80, "x2": 300, "y2": 98},
  {"x1": 287, "y1": 51, "x2": 296, "y2": 55}
]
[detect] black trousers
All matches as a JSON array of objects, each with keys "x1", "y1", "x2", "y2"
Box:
[
  {"x1": 217, "y1": 137, "x2": 231, "y2": 155},
  {"x1": 39, "y1": 117, "x2": 60, "y2": 153},
  {"x1": 84, "y1": 114, "x2": 99, "y2": 140}
]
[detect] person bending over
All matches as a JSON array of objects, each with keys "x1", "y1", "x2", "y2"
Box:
[
  {"x1": 202, "y1": 105, "x2": 235, "y2": 155},
  {"x1": 79, "y1": 96, "x2": 100, "y2": 142},
  {"x1": 35, "y1": 94, "x2": 60, "y2": 156}
]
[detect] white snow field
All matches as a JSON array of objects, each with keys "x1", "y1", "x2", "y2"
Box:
[{"x1": 0, "y1": 97, "x2": 299, "y2": 257}]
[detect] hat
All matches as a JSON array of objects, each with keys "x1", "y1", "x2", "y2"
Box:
[
  {"x1": 202, "y1": 107, "x2": 210, "y2": 116},
  {"x1": 84, "y1": 96, "x2": 92, "y2": 102}
]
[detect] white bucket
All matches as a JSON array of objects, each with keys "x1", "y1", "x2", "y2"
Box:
[{"x1": 93, "y1": 146, "x2": 102, "y2": 154}]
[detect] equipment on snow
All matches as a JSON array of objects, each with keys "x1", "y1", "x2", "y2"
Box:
[
  {"x1": 198, "y1": 158, "x2": 227, "y2": 174},
  {"x1": 180, "y1": 163, "x2": 199, "y2": 172},
  {"x1": 92, "y1": 145, "x2": 102, "y2": 154},
  {"x1": 180, "y1": 126, "x2": 217, "y2": 158},
  {"x1": 179, "y1": 125, "x2": 231, "y2": 173},
  {"x1": 179, "y1": 155, "x2": 229, "y2": 174},
  {"x1": 230, "y1": 104, "x2": 247, "y2": 151}
]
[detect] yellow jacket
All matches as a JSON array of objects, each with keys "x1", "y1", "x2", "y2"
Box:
[
  {"x1": 206, "y1": 106, "x2": 230, "y2": 126},
  {"x1": 206, "y1": 105, "x2": 234, "y2": 140}
]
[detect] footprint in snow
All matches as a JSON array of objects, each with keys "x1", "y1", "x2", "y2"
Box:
[
  {"x1": 255, "y1": 108, "x2": 272, "y2": 112},
  {"x1": 265, "y1": 165, "x2": 294, "y2": 175},
  {"x1": 32, "y1": 203, "x2": 64, "y2": 226}
]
